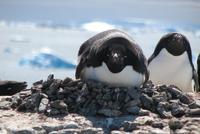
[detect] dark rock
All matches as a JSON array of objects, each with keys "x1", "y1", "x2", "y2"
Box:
[
  {"x1": 178, "y1": 93, "x2": 194, "y2": 104},
  {"x1": 50, "y1": 100, "x2": 67, "y2": 110},
  {"x1": 98, "y1": 109, "x2": 122, "y2": 117},
  {"x1": 81, "y1": 128, "x2": 103, "y2": 134},
  {"x1": 10, "y1": 94, "x2": 23, "y2": 108},
  {"x1": 186, "y1": 108, "x2": 200, "y2": 116},
  {"x1": 151, "y1": 121, "x2": 165, "y2": 129},
  {"x1": 124, "y1": 100, "x2": 140, "y2": 108},
  {"x1": 152, "y1": 93, "x2": 168, "y2": 104},
  {"x1": 126, "y1": 106, "x2": 140, "y2": 115},
  {"x1": 167, "y1": 86, "x2": 182, "y2": 99},
  {"x1": 157, "y1": 101, "x2": 172, "y2": 118},
  {"x1": 121, "y1": 121, "x2": 138, "y2": 132},
  {"x1": 61, "y1": 77, "x2": 73, "y2": 87},
  {"x1": 0, "y1": 80, "x2": 27, "y2": 95},
  {"x1": 140, "y1": 94, "x2": 155, "y2": 112},
  {"x1": 168, "y1": 119, "x2": 183, "y2": 130},
  {"x1": 171, "y1": 103, "x2": 185, "y2": 117}
]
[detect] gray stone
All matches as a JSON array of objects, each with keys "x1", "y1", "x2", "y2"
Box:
[
  {"x1": 32, "y1": 127, "x2": 47, "y2": 134},
  {"x1": 81, "y1": 127, "x2": 103, "y2": 134},
  {"x1": 171, "y1": 103, "x2": 185, "y2": 117},
  {"x1": 124, "y1": 100, "x2": 140, "y2": 107},
  {"x1": 121, "y1": 121, "x2": 138, "y2": 132},
  {"x1": 63, "y1": 121, "x2": 79, "y2": 129},
  {"x1": 38, "y1": 98, "x2": 49, "y2": 113},
  {"x1": 178, "y1": 93, "x2": 194, "y2": 104},
  {"x1": 140, "y1": 94, "x2": 155, "y2": 112},
  {"x1": 151, "y1": 122, "x2": 165, "y2": 129},
  {"x1": 50, "y1": 129, "x2": 80, "y2": 134},
  {"x1": 98, "y1": 109, "x2": 122, "y2": 117},
  {"x1": 167, "y1": 86, "x2": 182, "y2": 99},
  {"x1": 186, "y1": 108, "x2": 200, "y2": 116},
  {"x1": 42, "y1": 125, "x2": 63, "y2": 133},
  {"x1": 50, "y1": 100, "x2": 67, "y2": 110},
  {"x1": 126, "y1": 106, "x2": 140, "y2": 115},
  {"x1": 0, "y1": 100, "x2": 11, "y2": 110},
  {"x1": 168, "y1": 119, "x2": 183, "y2": 130}
]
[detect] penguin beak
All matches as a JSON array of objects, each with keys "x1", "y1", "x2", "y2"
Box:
[{"x1": 112, "y1": 53, "x2": 120, "y2": 62}]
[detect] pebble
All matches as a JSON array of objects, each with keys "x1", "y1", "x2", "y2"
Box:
[{"x1": 168, "y1": 119, "x2": 183, "y2": 130}]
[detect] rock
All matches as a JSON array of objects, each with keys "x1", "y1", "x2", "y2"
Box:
[
  {"x1": 126, "y1": 106, "x2": 140, "y2": 115},
  {"x1": 121, "y1": 121, "x2": 138, "y2": 132},
  {"x1": 0, "y1": 81, "x2": 27, "y2": 95},
  {"x1": 156, "y1": 101, "x2": 171, "y2": 118},
  {"x1": 81, "y1": 127, "x2": 103, "y2": 134},
  {"x1": 98, "y1": 109, "x2": 122, "y2": 117},
  {"x1": 186, "y1": 108, "x2": 200, "y2": 116},
  {"x1": 32, "y1": 127, "x2": 46, "y2": 134},
  {"x1": 168, "y1": 119, "x2": 183, "y2": 130},
  {"x1": 151, "y1": 122, "x2": 165, "y2": 129},
  {"x1": 50, "y1": 129, "x2": 80, "y2": 134},
  {"x1": 149, "y1": 128, "x2": 168, "y2": 134},
  {"x1": 42, "y1": 124, "x2": 63, "y2": 133},
  {"x1": 63, "y1": 121, "x2": 79, "y2": 129},
  {"x1": 50, "y1": 100, "x2": 67, "y2": 110},
  {"x1": 124, "y1": 100, "x2": 140, "y2": 107},
  {"x1": 167, "y1": 86, "x2": 182, "y2": 99},
  {"x1": 38, "y1": 98, "x2": 49, "y2": 113},
  {"x1": 0, "y1": 100, "x2": 11, "y2": 110},
  {"x1": 178, "y1": 93, "x2": 194, "y2": 104},
  {"x1": 111, "y1": 130, "x2": 123, "y2": 134},
  {"x1": 171, "y1": 103, "x2": 185, "y2": 117},
  {"x1": 140, "y1": 94, "x2": 155, "y2": 112}
]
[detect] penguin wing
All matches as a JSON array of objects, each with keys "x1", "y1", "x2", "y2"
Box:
[{"x1": 193, "y1": 69, "x2": 200, "y2": 92}]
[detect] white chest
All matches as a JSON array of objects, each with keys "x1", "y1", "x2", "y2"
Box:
[
  {"x1": 148, "y1": 49, "x2": 193, "y2": 92},
  {"x1": 82, "y1": 62, "x2": 145, "y2": 88}
]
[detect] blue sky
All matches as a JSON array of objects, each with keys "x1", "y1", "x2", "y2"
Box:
[{"x1": 0, "y1": 0, "x2": 199, "y2": 25}]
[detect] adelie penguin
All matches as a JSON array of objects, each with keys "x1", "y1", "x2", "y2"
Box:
[
  {"x1": 76, "y1": 29, "x2": 149, "y2": 88},
  {"x1": 148, "y1": 32, "x2": 199, "y2": 92}
]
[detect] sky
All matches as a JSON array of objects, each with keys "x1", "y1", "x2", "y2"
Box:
[{"x1": 0, "y1": 0, "x2": 199, "y2": 25}]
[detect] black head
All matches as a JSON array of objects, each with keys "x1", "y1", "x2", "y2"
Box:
[
  {"x1": 103, "y1": 43, "x2": 127, "y2": 73},
  {"x1": 161, "y1": 33, "x2": 189, "y2": 56},
  {"x1": 148, "y1": 32, "x2": 192, "y2": 63}
]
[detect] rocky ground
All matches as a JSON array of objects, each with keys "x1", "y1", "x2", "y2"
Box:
[{"x1": 0, "y1": 74, "x2": 200, "y2": 134}]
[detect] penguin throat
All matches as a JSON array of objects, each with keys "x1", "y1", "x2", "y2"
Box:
[{"x1": 105, "y1": 61, "x2": 125, "y2": 73}]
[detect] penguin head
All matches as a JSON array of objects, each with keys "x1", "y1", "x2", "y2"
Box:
[
  {"x1": 158, "y1": 33, "x2": 190, "y2": 56},
  {"x1": 104, "y1": 43, "x2": 127, "y2": 73}
]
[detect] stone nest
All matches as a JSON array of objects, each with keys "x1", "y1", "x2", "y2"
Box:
[{"x1": 1, "y1": 74, "x2": 199, "y2": 118}]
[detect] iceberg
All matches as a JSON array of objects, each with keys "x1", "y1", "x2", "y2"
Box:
[{"x1": 19, "y1": 52, "x2": 76, "y2": 69}]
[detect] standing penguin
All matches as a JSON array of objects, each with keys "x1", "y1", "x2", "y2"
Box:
[
  {"x1": 76, "y1": 29, "x2": 149, "y2": 88},
  {"x1": 148, "y1": 33, "x2": 199, "y2": 92}
]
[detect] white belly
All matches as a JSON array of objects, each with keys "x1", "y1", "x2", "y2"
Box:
[
  {"x1": 82, "y1": 62, "x2": 145, "y2": 88},
  {"x1": 148, "y1": 49, "x2": 193, "y2": 92}
]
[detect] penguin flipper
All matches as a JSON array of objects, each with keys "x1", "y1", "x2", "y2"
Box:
[{"x1": 193, "y1": 70, "x2": 200, "y2": 92}]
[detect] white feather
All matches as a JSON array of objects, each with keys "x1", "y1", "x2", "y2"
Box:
[
  {"x1": 148, "y1": 48, "x2": 193, "y2": 92},
  {"x1": 82, "y1": 62, "x2": 145, "y2": 87}
]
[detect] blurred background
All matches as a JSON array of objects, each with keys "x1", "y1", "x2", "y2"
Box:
[{"x1": 0, "y1": 0, "x2": 200, "y2": 86}]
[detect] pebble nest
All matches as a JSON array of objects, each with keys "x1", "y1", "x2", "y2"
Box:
[{"x1": 1, "y1": 74, "x2": 200, "y2": 119}]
